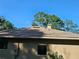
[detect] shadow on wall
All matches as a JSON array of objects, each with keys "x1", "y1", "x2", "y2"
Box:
[
  {"x1": 0, "y1": 43, "x2": 43, "y2": 59},
  {"x1": 0, "y1": 43, "x2": 19, "y2": 59},
  {"x1": 18, "y1": 43, "x2": 45, "y2": 59}
]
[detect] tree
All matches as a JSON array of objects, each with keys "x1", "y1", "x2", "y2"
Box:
[
  {"x1": 0, "y1": 16, "x2": 14, "y2": 30},
  {"x1": 48, "y1": 15, "x2": 64, "y2": 30},
  {"x1": 33, "y1": 12, "x2": 47, "y2": 27},
  {"x1": 32, "y1": 12, "x2": 79, "y2": 32},
  {"x1": 63, "y1": 19, "x2": 79, "y2": 32},
  {"x1": 32, "y1": 21, "x2": 38, "y2": 26},
  {"x1": 32, "y1": 12, "x2": 64, "y2": 30}
]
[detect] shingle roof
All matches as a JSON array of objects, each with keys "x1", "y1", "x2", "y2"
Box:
[{"x1": 0, "y1": 26, "x2": 79, "y2": 40}]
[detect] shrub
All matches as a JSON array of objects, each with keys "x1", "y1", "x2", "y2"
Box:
[{"x1": 46, "y1": 52, "x2": 64, "y2": 59}]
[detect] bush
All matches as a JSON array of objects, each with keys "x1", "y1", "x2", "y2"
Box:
[{"x1": 46, "y1": 52, "x2": 64, "y2": 59}]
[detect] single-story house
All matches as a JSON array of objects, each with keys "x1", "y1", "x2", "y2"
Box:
[{"x1": 0, "y1": 25, "x2": 79, "y2": 59}]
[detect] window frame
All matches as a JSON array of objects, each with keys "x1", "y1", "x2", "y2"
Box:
[
  {"x1": 0, "y1": 39, "x2": 8, "y2": 49},
  {"x1": 37, "y1": 44, "x2": 47, "y2": 56}
]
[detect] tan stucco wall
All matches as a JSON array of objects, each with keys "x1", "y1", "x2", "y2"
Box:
[
  {"x1": 16, "y1": 43, "x2": 46, "y2": 59},
  {"x1": 48, "y1": 44, "x2": 79, "y2": 59},
  {"x1": 0, "y1": 43, "x2": 46, "y2": 59},
  {"x1": 0, "y1": 43, "x2": 79, "y2": 59},
  {"x1": 0, "y1": 43, "x2": 16, "y2": 59}
]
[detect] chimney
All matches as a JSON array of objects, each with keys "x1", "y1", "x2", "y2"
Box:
[{"x1": 47, "y1": 24, "x2": 52, "y2": 29}]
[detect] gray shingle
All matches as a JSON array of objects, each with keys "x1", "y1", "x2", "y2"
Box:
[{"x1": 0, "y1": 27, "x2": 79, "y2": 39}]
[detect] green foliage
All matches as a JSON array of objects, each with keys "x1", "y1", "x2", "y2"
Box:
[
  {"x1": 32, "y1": 12, "x2": 64, "y2": 30},
  {"x1": 46, "y1": 52, "x2": 64, "y2": 59},
  {"x1": 32, "y1": 21, "x2": 38, "y2": 26},
  {"x1": 32, "y1": 11, "x2": 79, "y2": 32},
  {"x1": 33, "y1": 12, "x2": 47, "y2": 27},
  {"x1": 0, "y1": 16, "x2": 14, "y2": 30},
  {"x1": 63, "y1": 19, "x2": 79, "y2": 32}
]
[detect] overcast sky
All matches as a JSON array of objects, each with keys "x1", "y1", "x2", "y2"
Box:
[{"x1": 0, "y1": 0, "x2": 79, "y2": 28}]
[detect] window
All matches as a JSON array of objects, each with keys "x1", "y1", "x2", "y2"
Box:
[
  {"x1": 37, "y1": 44, "x2": 47, "y2": 55},
  {"x1": 0, "y1": 39, "x2": 8, "y2": 49}
]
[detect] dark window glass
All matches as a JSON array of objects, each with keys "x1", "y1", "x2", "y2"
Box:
[
  {"x1": 0, "y1": 39, "x2": 8, "y2": 49},
  {"x1": 37, "y1": 45, "x2": 47, "y2": 55}
]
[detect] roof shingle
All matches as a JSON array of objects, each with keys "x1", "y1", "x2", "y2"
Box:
[{"x1": 0, "y1": 27, "x2": 79, "y2": 40}]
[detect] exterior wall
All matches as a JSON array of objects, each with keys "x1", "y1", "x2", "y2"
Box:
[
  {"x1": 0, "y1": 43, "x2": 46, "y2": 59},
  {"x1": 0, "y1": 42, "x2": 79, "y2": 59},
  {"x1": 0, "y1": 43, "x2": 16, "y2": 59},
  {"x1": 48, "y1": 44, "x2": 79, "y2": 59}
]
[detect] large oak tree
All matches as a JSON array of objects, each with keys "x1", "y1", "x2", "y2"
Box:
[{"x1": 32, "y1": 12, "x2": 64, "y2": 30}]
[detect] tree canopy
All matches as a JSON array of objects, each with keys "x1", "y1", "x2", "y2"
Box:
[
  {"x1": 32, "y1": 12, "x2": 64, "y2": 30},
  {"x1": 0, "y1": 16, "x2": 15, "y2": 30},
  {"x1": 63, "y1": 19, "x2": 79, "y2": 33},
  {"x1": 32, "y1": 12, "x2": 79, "y2": 33}
]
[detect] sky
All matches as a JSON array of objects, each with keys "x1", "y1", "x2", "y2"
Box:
[{"x1": 0, "y1": 0, "x2": 79, "y2": 28}]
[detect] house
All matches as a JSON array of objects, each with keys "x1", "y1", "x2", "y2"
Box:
[{"x1": 0, "y1": 26, "x2": 79, "y2": 59}]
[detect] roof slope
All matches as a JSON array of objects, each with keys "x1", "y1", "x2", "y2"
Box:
[{"x1": 0, "y1": 26, "x2": 79, "y2": 40}]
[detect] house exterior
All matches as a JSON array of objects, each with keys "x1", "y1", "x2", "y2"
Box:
[{"x1": 0, "y1": 26, "x2": 79, "y2": 59}]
